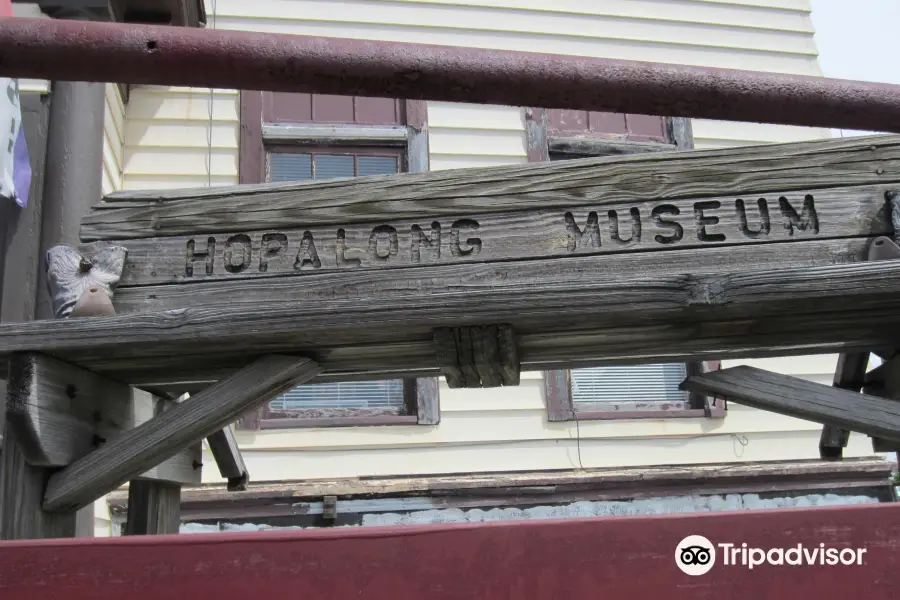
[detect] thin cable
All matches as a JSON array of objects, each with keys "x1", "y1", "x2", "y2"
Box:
[
  {"x1": 206, "y1": 0, "x2": 217, "y2": 187},
  {"x1": 573, "y1": 411, "x2": 585, "y2": 470}
]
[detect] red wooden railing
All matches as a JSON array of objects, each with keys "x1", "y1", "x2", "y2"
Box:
[{"x1": 1, "y1": 502, "x2": 898, "y2": 600}]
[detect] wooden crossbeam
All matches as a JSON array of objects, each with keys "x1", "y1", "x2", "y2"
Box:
[
  {"x1": 42, "y1": 355, "x2": 321, "y2": 513},
  {"x1": 682, "y1": 366, "x2": 900, "y2": 441},
  {"x1": 81, "y1": 134, "x2": 900, "y2": 241},
  {"x1": 0, "y1": 260, "x2": 898, "y2": 388},
  {"x1": 206, "y1": 427, "x2": 248, "y2": 491},
  {"x1": 819, "y1": 352, "x2": 869, "y2": 459}
]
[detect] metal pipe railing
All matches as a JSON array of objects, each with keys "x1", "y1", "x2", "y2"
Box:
[{"x1": 1, "y1": 17, "x2": 900, "y2": 132}]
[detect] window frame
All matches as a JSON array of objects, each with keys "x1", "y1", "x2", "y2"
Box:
[
  {"x1": 236, "y1": 91, "x2": 438, "y2": 430},
  {"x1": 525, "y1": 107, "x2": 725, "y2": 421}
]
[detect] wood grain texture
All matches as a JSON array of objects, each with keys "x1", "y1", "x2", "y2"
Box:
[
  {"x1": 819, "y1": 352, "x2": 869, "y2": 459},
  {"x1": 206, "y1": 427, "x2": 248, "y2": 491},
  {"x1": 869, "y1": 355, "x2": 900, "y2": 454},
  {"x1": 543, "y1": 370, "x2": 572, "y2": 422},
  {"x1": 5, "y1": 353, "x2": 133, "y2": 467},
  {"x1": 20, "y1": 301, "x2": 900, "y2": 397},
  {"x1": 414, "y1": 377, "x2": 440, "y2": 425},
  {"x1": 0, "y1": 429, "x2": 76, "y2": 540},
  {"x1": 108, "y1": 236, "x2": 873, "y2": 315},
  {"x1": 682, "y1": 366, "x2": 900, "y2": 441},
  {"x1": 82, "y1": 134, "x2": 900, "y2": 241},
  {"x1": 84, "y1": 184, "x2": 892, "y2": 290},
  {"x1": 42, "y1": 356, "x2": 321, "y2": 513},
  {"x1": 123, "y1": 480, "x2": 181, "y2": 536},
  {"x1": 548, "y1": 137, "x2": 676, "y2": 157},
  {"x1": 109, "y1": 458, "x2": 892, "y2": 509},
  {"x1": 3, "y1": 258, "x2": 900, "y2": 360}
]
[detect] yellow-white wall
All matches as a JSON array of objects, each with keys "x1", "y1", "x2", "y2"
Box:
[
  {"x1": 91, "y1": 0, "x2": 875, "y2": 533},
  {"x1": 102, "y1": 84, "x2": 126, "y2": 195}
]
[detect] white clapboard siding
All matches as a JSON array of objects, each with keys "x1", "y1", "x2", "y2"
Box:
[
  {"x1": 211, "y1": 429, "x2": 875, "y2": 481},
  {"x1": 112, "y1": 0, "x2": 870, "y2": 486},
  {"x1": 122, "y1": 86, "x2": 240, "y2": 189},
  {"x1": 102, "y1": 84, "x2": 126, "y2": 196},
  {"x1": 205, "y1": 375, "x2": 873, "y2": 481}
]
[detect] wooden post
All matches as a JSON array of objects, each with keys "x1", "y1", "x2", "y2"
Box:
[
  {"x1": 123, "y1": 395, "x2": 182, "y2": 535},
  {"x1": 0, "y1": 85, "x2": 95, "y2": 540},
  {"x1": 123, "y1": 480, "x2": 181, "y2": 536}
]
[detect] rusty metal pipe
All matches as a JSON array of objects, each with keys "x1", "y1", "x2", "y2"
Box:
[{"x1": 2, "y1": 18, "x2": 900, "y2": 133}]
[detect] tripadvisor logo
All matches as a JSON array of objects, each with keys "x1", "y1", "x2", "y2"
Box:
[
  {"x1": 676, "y1": 535, "x2": 716, "y2": 576},
  {"x1": 675, "y1": 535, "x2": 867, "y2": 575}
]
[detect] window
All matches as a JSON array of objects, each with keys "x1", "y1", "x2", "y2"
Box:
[
  {"x1": 236, "y1": 90, "x2": 438, "y2": 429},
  {"x1": 526, "y1": 107, "x2": 725, "y2": 421}
]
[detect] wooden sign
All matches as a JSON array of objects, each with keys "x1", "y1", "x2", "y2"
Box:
[
  {"x1": 0, "y1": 134, "x2": 896, "y2": 392},
  {"x1": 89, "y1": 185, "x2": 888, "y2": 290}
]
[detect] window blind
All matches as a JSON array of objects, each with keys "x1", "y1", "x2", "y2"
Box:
[
  {"x1": 268, "y1": 153, "x2": 399, "y2": 181},
  {"x1": 270, "y1": 380, "x2": 406, "y2": 411},
  {"x1": 266, "y1": 149, "x2": 402, "y2": 411},
  {"x1": 571, "y1": 363, "x2": 688, "y2": 403}
]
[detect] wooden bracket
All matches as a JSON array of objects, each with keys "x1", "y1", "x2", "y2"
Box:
[
  {"x1": 868, "y1": 356, "x2": 900, "y2": 453},
  {"x1": 322, "y1": 495, "x2": 337, "y2": 520},
  {"x1": 6, "y1": 352, "x2": 200, "y2": 483},
  {"x1": 206, "y1": 427, "x2": 249, "y2": 491},
  {"x1": 683, "y1": 366, "x2": 900, "y2": 443},
  {"x1": 43, "y1": 355, "x2": 321, "y2": 513},
  {"x1": 433, "y1": 324, "x2": 519, "y2": 388},
  {"x1": 819, "y1": 224, "x2": 900, "y2": 459}
]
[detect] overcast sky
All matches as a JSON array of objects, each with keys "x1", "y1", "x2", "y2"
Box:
[{"x1": 810, "y1": 0, "x2": 899, "y2": 135}]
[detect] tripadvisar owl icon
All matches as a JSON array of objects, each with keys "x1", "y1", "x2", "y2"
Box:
[{"x1": 45, "y1": 244, "x2": 127, "y2": 319}]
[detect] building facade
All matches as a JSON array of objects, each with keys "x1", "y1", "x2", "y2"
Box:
[{"x1": 14, "y1": 0, "x2": 889, "y2": 535}]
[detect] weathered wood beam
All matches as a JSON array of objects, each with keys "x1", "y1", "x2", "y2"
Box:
[
  {"x1": 819, "y1": 352, "x2": 869, "y2": 460},
  {"x1": 22, "y1": 304, "x2": 898, "y2": 396},
  {"x1": 81, "y1": 134, "x2": 900, "y2": 241},
  {"x1": 42, "y1": 356, "x2": 321, "y2": 513},
  {"x1": 125, "y1": 395, "x2": 193, "y2": 536},
  {"x1": 88, "y1": 182, "x2": 894, "y2": 292},
  {"x1": 433, "y1": 325, "x2": 519, "y2": 388},
  {"x1": 0, "y1": 260, "x2": 898, "y2": 380},
  {"x1": 6, "y1": 352, "x2": 133, "y2": 467},
  {"x1": 132, "y1": 394, "x2": 202, "y2": 487},
  {"x1": 105, "y1": 236, "x2": 877, "y2": 316},
  {"x1": 548, "y1": 137, "x2": 677, "y2": 157},
  {"x1": 5, "y1": 353, "x2": 201, "y2": 484},
  {"x1": 206, "y1": 427, "x2": 248, "y2": 492},
  {"x1": 682, "y1": 366, "x2": 900, "y2": 442},
  {"x1": 869, "y1": 356, "x2": 900, "y2": 455},
  {"x1": 122, "y1": 480, "x2": 181, "y2": 536}
]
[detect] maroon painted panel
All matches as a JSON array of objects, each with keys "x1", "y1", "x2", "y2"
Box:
[
  {"x1": 312, "y1": 93, "x2": 355, "y2": 122},
  {"x1": 547, "y1": 109, "x2": 588, "y2": 132},
  {"x1": 263, "y1": 92, "x2": 312, "y2": 122},
  {"x1": 354, "y1": 96, "x2": 400, "y2": 124},
  {"x1": 546, "y1": 108, "x2": 667, "y2": 141},
  {"x1": 262, "y1": 92, "x2": 401, "y2": 125},
  {"x1": 627, "y1": 113, "x2": 666, "y2": 138},
  {"x1": 0, "y1": 504, "x2": 898, "y2": 599},
  {"x1": 588, "y1": 111, "x2": 627, "y2": 134}
]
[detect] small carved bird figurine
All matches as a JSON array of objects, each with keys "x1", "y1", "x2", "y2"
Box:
[{"x1": 45, "y1": 244, "x2": 127, "y2": 319}]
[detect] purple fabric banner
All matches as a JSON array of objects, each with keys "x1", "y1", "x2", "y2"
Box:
[{"x1": 12, "y1": 124, "x2": 30, "y2": 207}]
